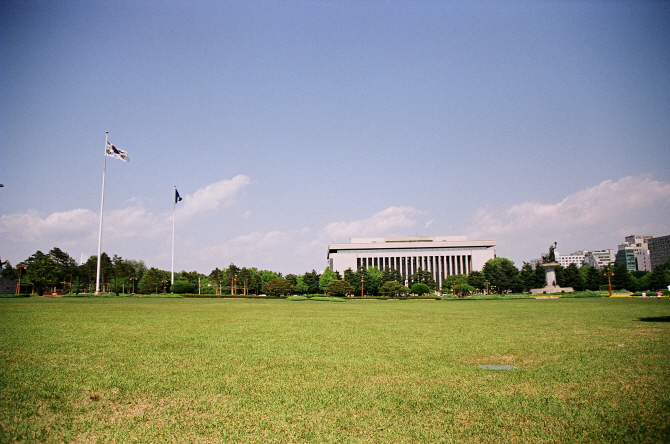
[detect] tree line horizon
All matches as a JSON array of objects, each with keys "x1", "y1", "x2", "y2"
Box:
[{"x1": 2, "y1": 247, "x2": 669, "y2": 296}]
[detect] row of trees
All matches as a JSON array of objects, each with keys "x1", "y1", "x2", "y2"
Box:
[
  {"x1": 443, "y1": 257, "x2": 670, "y2": 295},
  {"x1": 1, "y1": 249, "x2": 147, "y2": 295},
  {"x1": 4, "y1": 247, "x2": 669, "y2": 296}
]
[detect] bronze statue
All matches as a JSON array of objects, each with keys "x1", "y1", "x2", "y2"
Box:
[{"x1": 542, "y1": 242, "x2": 557, "y2": 264}]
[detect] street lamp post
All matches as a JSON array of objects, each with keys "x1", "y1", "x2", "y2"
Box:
[
  {"x1": 484, "y1": 280, "x2": 490, "y2": 295},
  {"x1": 603, "y1": 266, "x2": 614, "y2": 297},
  {"x1": 361, "y1": 275, "x2": 364, "y2": 298}
]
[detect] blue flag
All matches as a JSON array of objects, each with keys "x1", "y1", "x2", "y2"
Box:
[{"x1": 175, "y1": 189, "x2": 182, "y2": 204}]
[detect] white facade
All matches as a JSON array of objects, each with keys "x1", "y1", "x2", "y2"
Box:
[
  {"x1": 583, "y1": 249, "x2": 616, "y2": 269},
  {"x1": 555, "y1": 251, "x2": 587, "y2": 268},
  {"x1": 327, "y1": 236, "x2": 496, "y2": 289}
]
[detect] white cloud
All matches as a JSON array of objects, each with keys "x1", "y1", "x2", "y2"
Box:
[
  {"x1": 188, "y1": 207, "x2": 427, "y2": 273},
  {"x1": 177, "y1": 175, "x2": 250, "y2": 219},
  {"x1": 468, "y1": 175, "x2": 670, "y2": 264},
  {"x1": 320, "y1": 206, "x2": 423, "y2": 241},
  {"x1": 193, "y1": 230, "x2": 299, "y2": 271},
  {"x1": 1, "y1": 176, "x2": 251, "y2": 265},
  {"x1": 0, "y1": 208, "x2": 98, "y2": 243}
]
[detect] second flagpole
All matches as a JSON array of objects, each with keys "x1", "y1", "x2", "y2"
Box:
[{"x1": 172, "y1": 185, "x2": 175, "y2": 285}]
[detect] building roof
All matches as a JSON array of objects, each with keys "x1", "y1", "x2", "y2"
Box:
[{"x1": 327, "y1": 236, "x2": 497, "y2": 258}]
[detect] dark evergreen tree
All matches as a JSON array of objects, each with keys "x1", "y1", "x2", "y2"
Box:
[
  {"x1": 583, "y1": 265, "x2": 603, "y2": 291},
  {"x1": 519, "y1": 262, "x2": 536, "y2": 291},
  {"x1": 562, "y1": 263, "x2": 585, "y2": 291},
  {"x1": 649, "y1": 260, "x2": 670, "y2": 290},
  {"x1": 611, "y1": 263, "x2": 634, "y2": 291},
  {"x1": 302, "y1": 270, "x2": 321, "y2": 294}
]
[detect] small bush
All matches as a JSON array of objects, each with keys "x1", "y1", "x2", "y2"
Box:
[
  {"x1": 310, "y1": 296, "x2": 346, "y2": 302},
  {"x1": 141, "y1": 294, "x2": 184, "y2": 298},
  {"x1": 0, "y1": 294, "x2": 30, "y2": 298},
  {"x1": 170, "y1": 280, "x2": 194, "y2": 294},
  {"x1": 286, "y1": 295, "x2": 308, "y2": 301}
]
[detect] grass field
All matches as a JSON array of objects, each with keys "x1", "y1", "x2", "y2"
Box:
[{"x1": 1, "y1": 298, "x2": 669, "y2": 443}]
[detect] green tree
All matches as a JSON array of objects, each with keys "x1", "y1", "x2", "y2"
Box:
[
  {"x1": 630, "y1": 271, "x2": 650, "y2": 292},
  {"x1": 649, "y1": 260, "x2": 670, "y2": 290},
  {"x1": 583, "y1": 264, "x2": 603, "y2": 291},
  {"x1": 238, "y1": 267, "x2": 253, "y2": 295},
  {"x1": 24, "y1": 252, "x2": 59, "y2": 295},
  {"x1": 519, "y1": 262, "x2": 536, "y2": 292},
  {"x1": 324, "y1": 280, "x2": 353, "y2": 296},
  {"x1": 1, "y1": 261, "x2": 17, "y2": 280},
  {"x1": 170, "y1": 280, "x2": 194, "y2": 294},
  {"x1": 407, "y1": 268, "x2": 437, "y2": 290},
  {"x1": 262, "y1": 278, "x2": 294, "y2": 297},
  {"x1": 139, "y1": 268, "x2": 159, "y2": 294},
  {"x1": 285, "y1": 274, "x2": 298, "y2": 286},
  {"x1": 48, "y1": 247, "x2": 78, "y2": 292},
  {"x1": 467, "y1": 270, "x2": 486, "y2": 293},
  {"x1": 343, "y1": 268, "x2": 360, "y2": 295},
  {"x1": 444, "y1": 277, "x2": 476, "y2": 296},
  {"x1": 410, "y1": 283, "x2": 430, "y2": 296},
  {"x1": 379, "y1": 280, "x2": 409, "y2": 297},
  {"x1": 319, "y1": 267, "x2": 338, "y2": 292},
  {"x1": 482, "y1": 257, "x2": 520, "y2": 293},
  {"x1": 365, "y1": 267, "x2": 384, "y2": 295},
  {"x1": 261, "y1": 270, "x2": 279, "y2": 283},
  {"x1": 209, "y1": 267, "x2": 223, "y2": 293},
  {"x1": 302, "y1": 270, "x2": 321, "y2": 294},
  {"x1": 562, "y1": 263, "x2": 585, "y2": 291},
  {"x1": 611, "y1": 263, "x2": 634, "y2": 291},
  {"x1": 380, "y1": 267, "x2": 403, "y2": 285},
  {"x1": 294, "y1": 276, "x2": 309, "y2": 294}
]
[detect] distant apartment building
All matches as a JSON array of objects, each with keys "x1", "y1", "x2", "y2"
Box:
[
  {"x1": 583, "y1": 249, "x2": 616, "y2": 269},
  {"x1": 615, "y1": 235, "x2": 652, "y2": 272},
  {"x1": 648, "y1": 235, "x2": 670, "y2": 270},
  {"x1": 555, "y1": 251, "x2": 587, "y2": 268}
]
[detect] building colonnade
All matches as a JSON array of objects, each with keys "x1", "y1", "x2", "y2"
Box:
[{"x1": 357, "y1": 254, "x2": 472, "y2": 289}]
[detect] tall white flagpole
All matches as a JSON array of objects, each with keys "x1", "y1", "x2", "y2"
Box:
[
  {"x1": 172, "y1": 185, "x2": 176, "y2": 284},
  {"x1": 95, "y1": 132, "x2": 108, "y2": 294}
]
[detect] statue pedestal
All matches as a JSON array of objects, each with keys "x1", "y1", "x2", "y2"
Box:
[{"x1": 530, "y1": 262, "x2": 574, "y2": 295}]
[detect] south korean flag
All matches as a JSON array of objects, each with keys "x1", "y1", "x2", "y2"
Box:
[{"x1": 105, "y1": 141, "x2": 130, "y2": 162}]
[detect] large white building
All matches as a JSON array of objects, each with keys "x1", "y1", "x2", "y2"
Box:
[
  {"x1": 555, "y1": 251, "x2": 587, "y2": 268},
  {"x1": 583, "y1": 249, "x2": 616, "y2": 269},
  {"x1": 326, "y1": 236, "x2": 497, "y2": 289}
]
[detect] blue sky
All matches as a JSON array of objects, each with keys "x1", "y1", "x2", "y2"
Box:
[{"x1": 2, "y1": 1, "x2": 669, "y2": 274}]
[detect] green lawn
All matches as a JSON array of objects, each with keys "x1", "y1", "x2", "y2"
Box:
[{"x1": 1, "y1": 298, "x2": 669, "y2": 443}]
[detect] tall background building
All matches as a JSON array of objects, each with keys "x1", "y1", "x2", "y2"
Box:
[
  {"x1": 615, "y1": 235, "x2": 653, "y2": 272},
  {"x1": 648, "y1": 235, "x2": 670, "y2": 270}
]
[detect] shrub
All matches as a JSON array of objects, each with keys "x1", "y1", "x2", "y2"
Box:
[
  {"x1": 325, "y1": 280, "x2": 353, "y2": 297},
  {"x1": 286, "y1": 295, "x2": 308, "y2": 301},
  {"x1": 262, "y1": 278, "x2": 295, "y2": 297},
  {"x1": 170, "y1": 280, "x2": 194, "y2": 294},
  {"x1": 410, "y1": 283, "x2": 430, "y2": 296},
  {"x1": 379, "y1": 281, "x2": 410, "y2": 297},
  {"x1": 310, "y1": 296, "x2": 346, "y2": 302}
]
